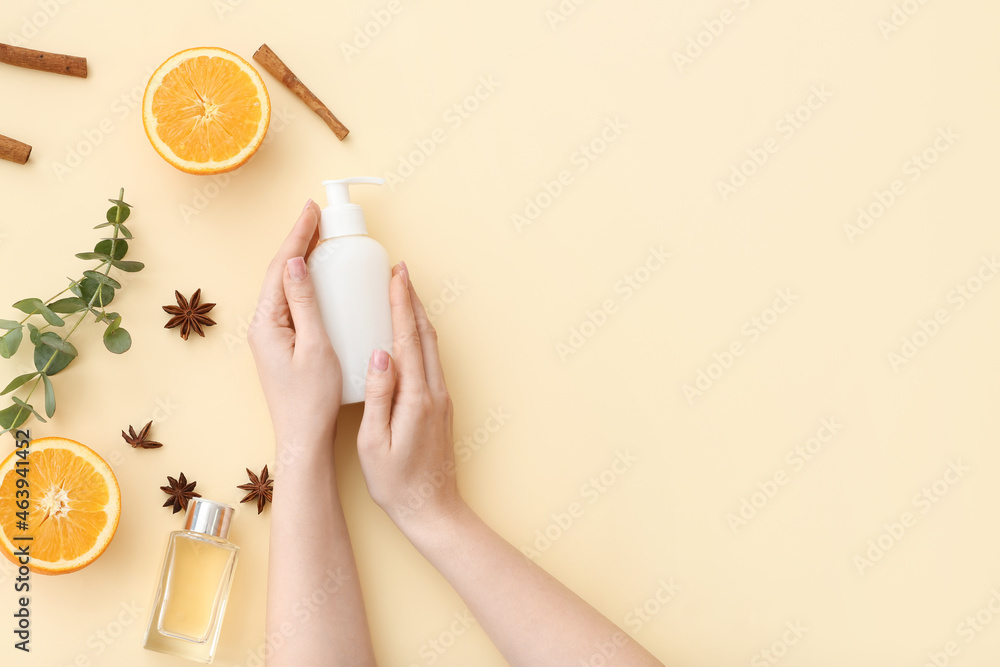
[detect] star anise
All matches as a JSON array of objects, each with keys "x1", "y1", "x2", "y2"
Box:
[
  {"x1": 122, "y1": 421, "x2": 162, "y2": 449},
  {"x1": 160, "y1": 472, "x2": 201, "y2": 513},
  {"x1": 163, "y1": 289, "x2": 216, "y2": 340},
  {"x1": 237, "y1": 465, "x2": 274, "y2": 514}
]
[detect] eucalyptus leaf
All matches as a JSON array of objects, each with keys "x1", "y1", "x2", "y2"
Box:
[
  {"x1": 15, "y1": 299, "x2": 65, "y2": 326},
  {"x1": 78, "y1": 278, "x2": 115, "y2": 307},
  {"x1": 26, "y1": 323, "x2": 40, "y2": 345},
  {"x1": 34, "y1": 346, "x2": 74, "y2": 376},
  {"x1": 0, "y1": 328, "x2": 22, "y2": 360},
  {"x1": 34, "y1": 333, "x2": 77, "y2": 376},
  {"x1": 75, "y1": 252, "x2": 112, "y2": 261},
  {"x1": 107, "y1": 205, "x2": 131, "y2": 224},
  {"x1": 0, "y1": 404, "x2": 30, "y2": 430},
  {"x1": 10, "y1": 397, "x2": 46, "y2": 423},
  {"x1": 93, "y1": 221, "x2": 114, "y2": 229},
  {"x1": 97, "y1": 311, "x2": 120, "y2": 326},
  {"x1": 12, "y1": 298, "x2": 43, "y2": 314},
  {"x1": 103, "y1": 327, "x2": 131, "y2": 354},
  {"x1": 40, "y1": 306, "x2": 64, "y2": 327},
  {"x1": 49, "y1": 297, "x2": 87, "y2": 314},
  {"x1": 83, "y1": 271, "x2": 122, "y2": 289},
  {"x1": 111, "y1": 259, "x2": 144, "y2": 273},
  {"x1": 0, "y1": 372, "x2": 37, "y2": 395},
  {"x1": 95, "y1": 239, "x2": 128, "y2": 260},
  {"x1": 42, "y1": 374, "x2": 55, "y2": 418},
  {"x1": 0, "y1": 319, "x2": 20, "y2": 329},
  {"x1": 38, "y1": 332, "x2": 78, "y2": 356},
  {"x1": 104, "y1": 314, "x2": 122, "y2": 334}
]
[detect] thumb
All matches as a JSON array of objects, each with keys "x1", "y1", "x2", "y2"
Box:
[
  {"x1": 282, "y1": 257, "x2": 324, "y2": 344},
  {"x1": 360, "y1": 348, "x2": 396, "y2": 449}
]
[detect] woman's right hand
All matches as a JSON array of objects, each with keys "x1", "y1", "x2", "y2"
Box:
[
  {"x1": 357, "y1": 265, "x2": 666, "y2": 667},
  {"x1": 356, "y1": 261, "x2": 465, "y2": 529}
]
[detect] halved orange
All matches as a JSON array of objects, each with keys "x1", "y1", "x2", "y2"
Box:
[
  {"x1": 142, "y1": 47, "x2": 271, "y2": 175},
  {"x1": 0, "y1": 437, "x2": 121, "y2": 575}
]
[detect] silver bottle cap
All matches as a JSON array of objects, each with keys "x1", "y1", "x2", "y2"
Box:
[{"x1": 184, "y1": 498, "x2": 235, "y2": 539}]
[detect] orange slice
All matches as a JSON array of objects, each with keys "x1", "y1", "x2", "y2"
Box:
[
  {"x1": 0, "y1": 437, "x2": 121, "y2": 575},
  {"x1": 142, "y1": 47, "x2": 270, "y2": 175}
]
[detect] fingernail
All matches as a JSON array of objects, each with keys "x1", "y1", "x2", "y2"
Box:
[
  {"x1": 302, "y1": 198, "x2": 313, "y2": 213},
  {"x1": 398, "y1": 261, "x2": 408, "y2": 287},
  {"x1": 371, "y1": 348, "x2": 389, "y2": 372},
  {"x1": 288, "y1": 257, "x2": 307, "y2": 282}
]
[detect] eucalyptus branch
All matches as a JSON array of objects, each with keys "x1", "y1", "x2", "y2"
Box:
[{"x1": 0, "y1": 188, "x2": 145, "y2": 435}]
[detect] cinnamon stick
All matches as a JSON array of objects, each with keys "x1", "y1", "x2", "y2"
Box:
[
  {"x1": 253, "y1": 44, "x2": 349, "y2": 140},
  {"x1": 0, "y1": 43, "x2": 87, "y2": 78},
  {"x1": 0, "y1": 134, "x2": 31, "y2": 164}
]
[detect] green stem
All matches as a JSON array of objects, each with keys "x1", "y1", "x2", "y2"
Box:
[
  {"x1": 8, "y1": 259, "x2": 111, "y2": 429},
  {"x1": 14, "y1": 188, "x2": 127, "y2": 327},
  {"x1": 6, "y1": 190, "x2": 129, "y2": 429},
  {"x1": 32, "y1": 197, "x2": 125, "y2": 377},
  {"x1": 104, "y1": 189, "x2": 124, "y2": 284}
]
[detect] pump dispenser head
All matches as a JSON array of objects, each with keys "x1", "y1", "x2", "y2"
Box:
[{"x1": 320, "y1": 177, "x2": 385, "y2": 239}]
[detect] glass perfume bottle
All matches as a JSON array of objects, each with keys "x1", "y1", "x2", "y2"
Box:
[{"x1": 143, "y1": 498, "x2": 239, "y2": 663}]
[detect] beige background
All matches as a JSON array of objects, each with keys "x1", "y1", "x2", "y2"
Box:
[{"x1": 2, "y1": 0, "x2": 999, "y2": 665}]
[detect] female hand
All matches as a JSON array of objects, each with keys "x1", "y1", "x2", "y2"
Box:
[
  {"x1": 357, "y1": 262, "x2": 464, "y2": 528},
  {"x1": 248, "y1": 199, "x2": 342, "y2": 449}
]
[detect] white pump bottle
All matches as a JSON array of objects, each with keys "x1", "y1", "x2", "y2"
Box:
[{"x1": 307, "y1": 177, "x2": 393, "y2": 405}]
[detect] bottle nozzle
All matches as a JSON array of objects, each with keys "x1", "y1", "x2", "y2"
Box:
[
  {"x1": 319, "y1": 177, "x2": 385, "y2": 239},
  {"x1": 323, "y1": 177, "x2": 385, "y2": 207}
]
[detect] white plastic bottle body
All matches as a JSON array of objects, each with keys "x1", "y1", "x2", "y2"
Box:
[{"x1": 308, "y1": 235, "x2": 393, "y2": 405}]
